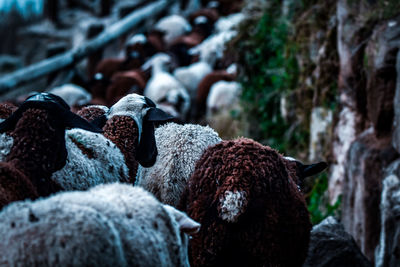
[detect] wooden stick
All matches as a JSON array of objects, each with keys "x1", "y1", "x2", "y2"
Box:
[{"x1": 0, "y1": 0, "x2": 170, "y2": 97}]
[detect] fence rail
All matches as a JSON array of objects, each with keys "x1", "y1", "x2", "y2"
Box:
[{"x1": 0, "y1": 0, "x2": 171, "y2": 97}]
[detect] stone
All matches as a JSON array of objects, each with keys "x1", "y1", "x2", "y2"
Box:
[
  {"x1": 341, "y1": 127, "x2": 398, "y2": 261},
  {"x1": 304, "y1": 216, "x2": 372, "y2": 267},
  {"x1": 375, "y1": 171, "x2": 400, "y2": 266},
  {"x1": 392, "y1": 50, "x2": 400, "y2": 154},
  {"x1": 309, "y1": 107, "x2": 333, "y2": 162},
  {"x1": 365, "y1": 15, "x2": 400, "y2": 135}
]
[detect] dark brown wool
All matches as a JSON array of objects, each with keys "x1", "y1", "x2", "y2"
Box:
[
  {"x1": 0, "y1": 109, "x2": 64, "y2": 210},
  {"x1": 189, "y1": 8, "x2": 219, "y2": 24},
  {"x1": 103, "y1": 116, "x2": 139, "y2": 183},
  {"x1": 76, "y1": 106, "x2": 107, "y2": 122},
  {"x1": 195, "y1": 70, "x2": 235, "y2": 120},
  {"x1": 106, "y1": 71, "x2": 146, "y2": 106},
  {"x1": 0, "y1": 102, "x2": 17, "y2": 119},
  {"x1": 180, "y1": 138, "x2": 312, "y2": 267}
]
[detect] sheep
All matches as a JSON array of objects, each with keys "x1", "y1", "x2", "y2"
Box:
[
  {"x1": 188, "y1": 30, "x2": 237, "y2": 64},
  {"x1": 0, "y1": 183, "x2": 200, "y2": 266},
  {"x1": 194, "y1": 69, "x2": 236, "y2": 121},
  {"x1": 179, "y1": 137, "x2": 326, "y2": 267},
  {"x1": 49, "y1": 83, "x2": 92, "y2": 112},
  {"x1": 282, "y1": 156, "x2": 328, "y2": 189},
  {"x1": 136, "y1": 122, "x2": 222, "y2": 207},
  {"x1": 0, "y1": 93, "x2": 103, "y2": 210},
  {"x1": 143, "y1": 53, "x2": 191, "y2": 120},
  {"x1": 90, "y1": 53, "x2": 144, "y2": 103},
  {"x1": 214, "y1": 12, "x2": 245, "y2": 33},
  {"x1": 154, "y1": 15, "x2": 192, "y2": 46},
  {"x1": 125, "y1": 31, "x2": 165, "y2": 61},
  {"x1": 188, "y1": 5, "x2": 220, "y2": 25},
  {"x1": 105, "y1": 70, "x2": 147, "y2": 106},
  {"x1": 51, "y1": 93, "x2": 174, "y2": 188}
]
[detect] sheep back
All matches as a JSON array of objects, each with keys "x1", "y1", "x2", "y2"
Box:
[
  {"x1": 51, "y1": 128, "x2": 130, "y2": 191},
  {"x1": 0, "y1": 199, "x2": 127, "y2": 266},
  {"x1": 0, "y1": 184, "x2": 193, "y2": 267},
  {"x1": 182, "y1": 137, "x2": 312, "y2": 267},
  {"x1": 136, "y1": 123, "x2": 221, "y2": 207}
]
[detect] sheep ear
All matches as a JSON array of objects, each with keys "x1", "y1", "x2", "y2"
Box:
[
  {"x1": 300, "y1": 161, "x2": 328, "y2": 178},
  {"x1": 64, "y1": 111, "x2": 103, "y2": 133},
  {"x1": 0, "y1": 108, "x2": 24, "y2": 133},
  {"x1": 136, "y1": 116, "x2": 157, "y2": 167},
  {"x1": 90, "y1": 114, "x2": 108, "y2": 129},
  {"x1": 145, "y1": 107, "x2": 174, "y2": 122},
  {"x1": 163, "y1": 205, "x2": 200, "y2": 234},
  {"x1": 136, "y1": 108, "x2": 173, "y2": 167}
]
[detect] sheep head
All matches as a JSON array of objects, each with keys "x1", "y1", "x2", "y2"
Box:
[{"x1": 107, "y1": 93, "x2": 174, "y2": 167}]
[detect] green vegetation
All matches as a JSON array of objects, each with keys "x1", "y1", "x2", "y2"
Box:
[
  {"x1": 306, "y1": 173, "x2": 341, "y2": 225},
  {"x1": 230, "y1": 0, "x2": 341, "y2": 224},
  {"x1": 233, "y1": 0, "x2": 308, "y2": 154}
]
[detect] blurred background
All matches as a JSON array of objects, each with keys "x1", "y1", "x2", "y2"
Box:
[{"x1": 1, "y1": 0, "x2": 400, "y2": 265}]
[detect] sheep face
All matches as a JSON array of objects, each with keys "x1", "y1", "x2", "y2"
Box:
[{"x1": 107, "y1": 93, "x2": 173, "y2": 168}]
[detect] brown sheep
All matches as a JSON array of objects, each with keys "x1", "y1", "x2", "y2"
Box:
[
  {"x1": 105, "y1": 70, "x2": 147, "y2": 106},
  {"x1": 0, "y1": 93, "x2": 103, "y2": 210},
  {"x1": 180, "y1": 138, "x2": 316, "y2": 267}
]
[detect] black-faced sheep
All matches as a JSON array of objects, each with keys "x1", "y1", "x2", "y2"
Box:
[
  {"x1": 0, "y1": 93, "x2": 102, "y2": 210},
  {"x1": 136, "y1": 122, "x2": 222, "y2": 207},
  {"x1": 0, "y1": 183, "x2": 200, "y2": 266},
  {"x1": 179, "y1": 137, "x2": 326, "y2": 267},
  {"x1": 52, "y1": 93, "x2": 173, "y2": 189}
]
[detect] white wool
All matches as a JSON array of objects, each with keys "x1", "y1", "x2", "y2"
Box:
[
  {"x1": 0, "y1": 184, "x2": 197, "y2": 267},
  {"x1": 218, "y1": 190, "x2": 248, "y2": 223},
  {"x1": 226, "y1": 63, "x2": 238, "y2": 75},
  {"x1": 49, "y1": 83, "x2": 92, "y2": 107},
  {"x1": 0, "y1": 132, "x2": 13, "y2": 161},
  {"x1": 173, "y1": 61, "x2": 213, "y2": 97},
  {"x1": 52, "y1": 129, "x2": 130, "y2": 191},
  {"x1": 154, "y1": 15, "x2": 192, "y2": 45},
  {"x1": 143, "y1": 54, "x2": 189, "y2": 119},
  {"x1": 85, "y1": 105, "x2": 109, "y2": 113},
  {"x1": 206, "y1": 80, "x2": 241, "y2": 116},
  {"x1": 136, "y1": 123, "x2": 221, "y2": 207},
  {"x1": 189, "y1": 30, "x2": 237, "y2": 63},
  {"x1": 161, "y1": 88, "x2": 191, "y2": 120},
  {"x1": 126, "y1": 33, "x2": 147, "y2": 45},
  {"x1": 215, "y1": 13, "x2": 245, "y2": 33}
]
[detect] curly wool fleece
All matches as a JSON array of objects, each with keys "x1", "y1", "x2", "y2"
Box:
[{"x1": 181, "y1": 137, "x2": 312, "y2": 267}]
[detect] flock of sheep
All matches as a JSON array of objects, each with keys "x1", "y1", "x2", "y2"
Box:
[{"x1": 0, "y1": 1, "x2": 329, "y2": 266}]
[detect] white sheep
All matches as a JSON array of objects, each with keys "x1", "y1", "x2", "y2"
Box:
[
  {"x1": 214, "y1": 13, "x2": 245, "y2": 33},
  {"x1": 136, "y1": 122, "x2": 222, "y2": 207},
  {"x1": 143, "y1": 53, "x2": 190, "y2": 120},
  {"x1": 49, "y1": 83, "x2": 92, "y2": 109},
  {"x1": 0, "y1": 183, "x2": 200, "y2": 266},
  {"x1": 154, "y1": 15, "x2": 192, "y2": 46},
  {"x1": 205, "y1": 80, "x2": 242, "y2": 139}
]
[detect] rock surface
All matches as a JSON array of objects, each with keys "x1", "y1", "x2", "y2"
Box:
[
  {"x1": 375, "y1": 171, "x2": 400, "y2": 267},
  {"x1": 304, "y1": 216, "x2": 371, "y2": 267},
  {"x1": 341, "y1": 128, "x2": 398, "y2": 261}
]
